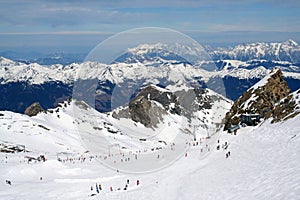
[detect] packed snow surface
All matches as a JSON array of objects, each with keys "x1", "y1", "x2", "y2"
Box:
[{"x1": 0, "y1": 104, "x2": 299, "y2": 199}]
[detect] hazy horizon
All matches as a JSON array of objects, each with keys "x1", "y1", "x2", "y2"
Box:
[{"x1": 1, "y1": 0, "x2": 300, "y2": 58}]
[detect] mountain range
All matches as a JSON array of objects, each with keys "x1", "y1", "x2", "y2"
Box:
[
  {"x1": 1, "y1": 40, "x2": 300, "y2": 114},
  {"x1": 209, "y1": 39, "x2": 300, "y2": 63}
]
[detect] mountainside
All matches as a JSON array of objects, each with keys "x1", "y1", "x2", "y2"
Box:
[
  {"x1": 272, "y1": 89, "x2": 300, "y2": 123},
  {"x1": 1, "y1": 56, "x2": 300, "y2": 114},
  {"x1": 112, "y1": 85, "x2": 231, "y2": 133},
  {"x1": 1, "y1": 96, "x2": 300, "y2": 199},
  {"x1": 224, "y1": 68, "x2": 291, "y2": 130},
  {"x1": 210, "y1": 39, "x2": 300, "y2": 63},
  {"x1": 0, "y1": 88, "x2": 231, "y2": 174}
]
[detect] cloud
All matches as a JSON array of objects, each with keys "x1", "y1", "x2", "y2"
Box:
[
  {"x1": 0, "y1": 31, "x2": 113, "y2": 35},
  {"x1": 0, "y1": 0, "x2": 299, "y2": 52},
  {"x1": 1, "y1": 0, "x2": 299, "y2": 33}
]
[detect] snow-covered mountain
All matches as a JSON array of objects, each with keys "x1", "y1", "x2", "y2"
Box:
[
  {"x1": 1, "y1": 55, "x2": 300, "y2": 113},
  {"x1": 0, "y1": 51, "x2": 85, "y2": 65},
  {"x1": 112, "y1": 85, "x2": 231, "y2": 133},
  {"x1": 114, "y1": 42, "x2": 209, "y2": 65},
  {"x1": 0, "y1": 84, "x2": 231, "y2": 171},
  {"x1": 210, "y1": 39, "x2": 300, "y2": 63}
]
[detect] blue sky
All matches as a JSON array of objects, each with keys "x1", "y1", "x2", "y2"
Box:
[{"x1": 0, "y1": 0, "x2": 299, "y2": 55}]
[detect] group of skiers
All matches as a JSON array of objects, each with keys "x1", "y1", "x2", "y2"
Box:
[
  {"x1": 90, "y1": 179, "x2": 140, "y2": 195},
  {"x1": 216, "y1": 139, "x2": 232, "y2": 158}
]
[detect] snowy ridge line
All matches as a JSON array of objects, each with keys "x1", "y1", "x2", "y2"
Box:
[
  {"x1": 209, "y1": 39, "x2": 300, "y2": 63},
  {"x1": 1, "y1": 56, "x2": 300, "y2": 85}
]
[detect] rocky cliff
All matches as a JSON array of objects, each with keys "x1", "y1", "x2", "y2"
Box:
[
  {"x1": 24, "y1": 102, "x2": 44, "y2": 117},
  {"x1": 224, "y1": 68, "x2": 291, "y2": 130},
  {"x1": 272, "y1": 89, "x2": 300, "y2": 123},
  {"x1": 113, "y1": 85, "x2": 231, "y2": 130}
]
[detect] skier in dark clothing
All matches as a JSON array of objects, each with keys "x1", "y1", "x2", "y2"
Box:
[{"x1": 96, "y1": 183, "x2": 99, "y2": 193}]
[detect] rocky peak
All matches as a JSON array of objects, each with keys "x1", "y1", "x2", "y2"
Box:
[
  {"x1": 24, "y1": 102, "x2": 44, "y2": 117},
  {"x1": 224, "y1": 68, "x2": 291, "y2": 130},
  {"x1": 122, "y1": 85, "x2": 179, "y2": 128},
  {"x1": 113, "y1": 84, "x2": 230, "y2": 130}
]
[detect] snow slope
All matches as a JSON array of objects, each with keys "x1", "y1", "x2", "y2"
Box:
[{"x1": 0, "y1": 101, "x2": 299, "y2": 199}]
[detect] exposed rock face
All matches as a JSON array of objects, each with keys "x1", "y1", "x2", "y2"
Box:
[
  {"x1": 116, "y1": 85, "x2": 178, "y2": 128},
  {"x1": 24, "y1": 102, "x2": 44, "y2": 117},
  {"x1": 224, "y1": 69, "x2": 291, "y2": 130},
  {"x1": 272, "y1": 89, "x2": 300, "y2": 123},
  {"x1": 129, "y1": 95, "x2": 166, "y2": 128},
  {"x1": 113, "y1": 85, "x2": 230, "y2": 129}
]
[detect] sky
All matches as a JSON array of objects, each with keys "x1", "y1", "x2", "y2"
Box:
[{"x1": 0, "y1": 0, "x2": 300, "y2": 56}]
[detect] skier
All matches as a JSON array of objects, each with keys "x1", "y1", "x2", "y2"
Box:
[
  {"x1": 127, "y1": 179, "x2": 130, "y2": 184},
  {"x1": 96, "y1": 183, "x2": 99, "y2": 193},
  {"x1": 110, "y1": 186, "x2": 113, "y2": 191},
  {"x1": 136, "y1": 180, "x2": 140, "y2": 186}
]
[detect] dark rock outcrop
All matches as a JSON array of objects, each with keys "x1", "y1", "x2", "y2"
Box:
[
  {"x1": 224, "y1": 69, "x2": 291, "y2": 130},
  {"x1": 271, "y1": 89, "x2": 300, "y2": 123},
  {"x1": 24, "y1": 102, "x2": 44, "y2": 117}
]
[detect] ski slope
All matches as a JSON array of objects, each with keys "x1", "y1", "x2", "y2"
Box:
[{"x1": 1, "y1": 107, "x2": 299, "y2": 199}]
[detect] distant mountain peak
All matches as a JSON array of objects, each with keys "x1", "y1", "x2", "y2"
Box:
[
  {"x1": 282, "y1": 39, "x2": 298, "y2": 46},
  {"x1": 210, "y1": 39, "x2": 300, "y2": 62},
  {"x1": 115, "y1": 42, "x2": 209, "y2": 64}
]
